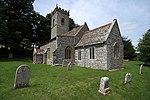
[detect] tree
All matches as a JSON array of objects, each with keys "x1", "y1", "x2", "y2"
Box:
[
  {"x1": 0, "y1": 0, "x2": 52, "y2": 49},
  {"x1": 0, "y1": 0, "x2": 36, "y2": 49},
  {"x1": 31, "y1": 13, "x2": 51, "y2": 46},
  {"x1": 122, "y1": 36, "x2": 135, "y2": 60},
  {"x1": 0, "y1": 1, "x2": 79, "y2": 49},
  {"x1": 138, "y1": 29, "x2": 150, "y2": 64},
  {"x1": 69, "y1": 18, "x2": 79, "y2": 31}
]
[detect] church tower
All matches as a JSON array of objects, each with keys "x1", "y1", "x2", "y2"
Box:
[{"x1": 51, "y1": 5, "x2": 69, "y2": 39}]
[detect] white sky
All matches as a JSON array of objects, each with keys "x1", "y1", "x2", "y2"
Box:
[{"x1": 33, "y1": 0, "x2": 150, "y2": 47}]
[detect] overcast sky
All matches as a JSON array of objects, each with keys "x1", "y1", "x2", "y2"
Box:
[{"x1": 33, "y1": 0, "x2": 150, "y2": 47}]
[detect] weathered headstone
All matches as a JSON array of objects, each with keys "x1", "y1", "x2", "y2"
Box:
[
  {"x1": 98, "y1": 77, "x2": 110, "y2": 95},
  {"x1": 139, "y1": 64, "x2": 143, "y2": 74},
  {"x1": 8, "y1": 53, "x2": 13, "y2": 59},
  {"x1": 124, "y1": 73, "x2": 132, "y2": 83},
  {"x1": 62, "y1": 60, "x2": 68, "y2": 67},
  {"x1": 67, "y1": 62, "x2": 72, "y2": 70},
  {"x1": 14, "y1": 64, "x2": 30, "y2": 89}
]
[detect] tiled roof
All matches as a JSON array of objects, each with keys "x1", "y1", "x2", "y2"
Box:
[
  {"x1": 76, "y1": 23, "x2": 112, "y2": 47},
  {"x1": 62, "y1": 25, "x2": 83, "y2": 36}
]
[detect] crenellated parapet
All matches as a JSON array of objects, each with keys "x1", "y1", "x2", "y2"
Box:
[{"x1": 52, "y1": 4, "x2": 69, "y2": 16}]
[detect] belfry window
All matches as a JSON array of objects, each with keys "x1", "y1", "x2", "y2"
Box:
[
  {"x1": 53, "y1": 19, "x2": 55, "y2": 27},
  {"x1": 61, "y1": 18, "x2": 64, "y2": 25},
  {"x1": 114, "y1": 42, "x2": 119, "y2": 58},
  {"x1": 90, "y1": 47, "x2": 95, "y2": 59},
  {"x1": 65, "y1": 46, "x2": 71, "y2": 59}
]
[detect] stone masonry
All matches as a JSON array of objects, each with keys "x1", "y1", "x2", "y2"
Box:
[{"x1": 33, "y1": 5, "x2": 123, "y2": 70}]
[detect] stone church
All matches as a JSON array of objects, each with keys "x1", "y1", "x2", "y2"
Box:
[{"x1": 33, "y1": 6, "x2": 123, "y2": 70}]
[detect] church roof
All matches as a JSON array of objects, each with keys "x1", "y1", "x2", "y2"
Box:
[
  {"x1": 76, "y1": 22, "x2": 113, "y2": 47},
  {"x1": 62, "y1": 25, "x2": 84, "y2": 36}
]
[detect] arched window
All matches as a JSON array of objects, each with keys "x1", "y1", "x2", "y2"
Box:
[
  {"x1": 61, "y1": 18, "x2": 64, "y2": 25},
  {"x1": 53, "y1": 19, "x2": 55, "y2": 27},
  {"x1": 114, "y1": 42, "x2": 119, "y2": 58},
  {"x1": 65, "y1": 46, "x2": 71, "y2": 59}
]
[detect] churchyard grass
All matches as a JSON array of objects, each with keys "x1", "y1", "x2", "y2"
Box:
[{"x1": 0, "y1": 60, "x2": 150, "y2": 100}]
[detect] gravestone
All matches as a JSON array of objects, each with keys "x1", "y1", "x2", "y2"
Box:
[
  {"x1": 14, "y1": 64, "x2": 30, "y2": 88},
  {"x1": 139, "y1": 64, "x2": 143, "y2": 74},
  {"x1": 67, "y1": 62, "x2": 72, "y2": 70},
  {"x1": 98, "y1": 77, "x2": 110, "y2": 95},
  {"x1": 62, "y1": 60, "x2": 68, "y2": 67},
  {"x1": 124, "y1": 73, "x2": 132, "y2": 83},
  {"x1": 8, "y1": 53, "x2": 13, "y2": 59}
]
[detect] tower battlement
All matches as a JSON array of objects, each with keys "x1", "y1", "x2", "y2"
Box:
[
  {"x1": 52, "y1": 5, "x2": 69, "y2": 16},
  {"x1": 51, "y1": 5, "x2": 69, "y2": 39}
]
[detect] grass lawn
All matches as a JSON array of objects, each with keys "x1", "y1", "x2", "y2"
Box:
[{"x1": 0, "y1": 60, "x2": 150, "y2": 100}]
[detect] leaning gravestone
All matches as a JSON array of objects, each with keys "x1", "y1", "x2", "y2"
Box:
[
  {"x1": 139, "y1": 64, "x2": 143, "y2": 74},
  {"x1": 124, "y1": 73, "x2": 132, "y2": 84},
  {"x1": 14, "y1": 64, "x2": 30, "y2": 89},
  {"x1": 98, "y1": 77, "x2": 110, "y2": 95},
  {"x1": 67, "y1": 62, "x2": 72, "y2": 70}
]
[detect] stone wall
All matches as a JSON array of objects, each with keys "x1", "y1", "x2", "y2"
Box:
[
  {"x1": 40, "y1": 39, "x2": 57, "y2": 65},
  {"x1": 53, "y1": 36, "x2": 74, "y2": 65},
  {"x1": 106, "y1": 21, "x2": 123, "y2": 70},
  {"x1": 75, "y1": 20, "x2": 123, "y2": 70},
  {"x1": 51, "y1": 11, "x2": 69, "y2": 39},
  {"x1": 75, "y1": 43, "x2": 108, "y2": 70}
]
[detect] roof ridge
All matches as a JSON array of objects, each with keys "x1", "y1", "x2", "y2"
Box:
[
  {"x1": 74, "y1": 25, "x2": 84, "y2": 36},
  {"x1": 87, "y1": 22, "x2": 112, "y2": 33},
  {"x1": 75, "y1": 22, "x2": 113, "y2": 47},
  {"x1": 62, "y1": 25, "x2": 84, "y2": 36}
]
